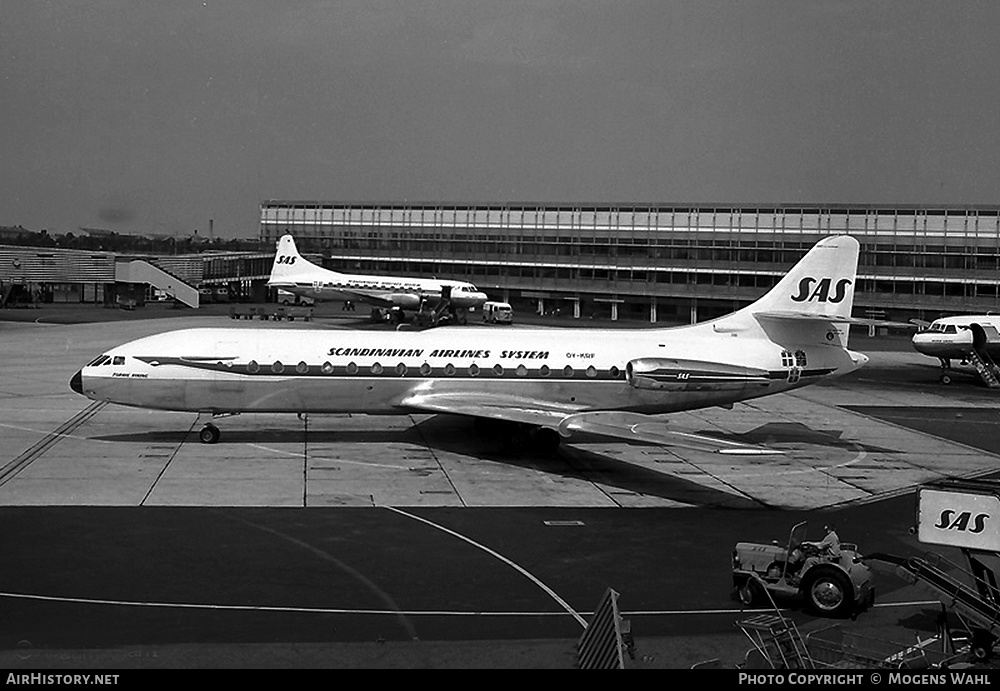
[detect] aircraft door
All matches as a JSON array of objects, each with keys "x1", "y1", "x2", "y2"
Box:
[
  {"x1": 971, "y1": 323, "x2": 989, "y2": 355},
  {"x1": 207, "y1": 339, "x2": 251, "y2": 410}
]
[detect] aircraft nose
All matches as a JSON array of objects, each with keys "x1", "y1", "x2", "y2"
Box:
[{"x1": 70, "y1": 370, "x2": 83, "y2": 394}]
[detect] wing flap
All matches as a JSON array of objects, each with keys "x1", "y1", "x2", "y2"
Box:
[
  {"x1": 338, "y1": 288, "x2": 395, "y2": 308},
  {"x1": 400, "y1": 392, "x2": 576, "y2": 427},
  {"x1": 559, "y1": 411, "x2": 780, "y2": 455},
  {"x1": 400, "y1": 393, "x2": 779, "y2": 455}
]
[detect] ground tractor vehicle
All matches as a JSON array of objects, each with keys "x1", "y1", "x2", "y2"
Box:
[{"x1": 732, "y1": 521, "x2": 875, "y2": 617}]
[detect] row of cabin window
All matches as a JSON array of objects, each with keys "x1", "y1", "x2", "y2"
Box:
[{"x1": 243, "y1": 360, "x2": 622, "y2": 379}]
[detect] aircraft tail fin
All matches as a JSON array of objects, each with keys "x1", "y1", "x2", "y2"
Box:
[
  {"x1": 748, "y1": 235, "x2": 859, "y2": 319},
  {"x1": 268, "y1": 234, "x2": 330, "y2": 284},
  {"x1": 713, "y1": 235, "x2": 860, "y2": 346}
]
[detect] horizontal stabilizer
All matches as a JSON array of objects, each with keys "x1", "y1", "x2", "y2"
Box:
[{"x1": 755, "y1": 310, "x2": 913, "y2": 328}]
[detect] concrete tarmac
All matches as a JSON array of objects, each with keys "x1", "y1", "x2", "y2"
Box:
[{"x1": 2, "y1": 309, "x2": 999, "y2": 669}]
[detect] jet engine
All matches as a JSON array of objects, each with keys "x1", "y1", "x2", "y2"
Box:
[
  {"x1": 626, "y1": 358, "x2": 772, "y2": 392},
  {"x1": 388, "y1": 294, "x2": 422, "y2": 310}
]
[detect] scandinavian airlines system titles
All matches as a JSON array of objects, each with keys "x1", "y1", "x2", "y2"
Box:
[{"x1": 327, "y1": 346, "x2": 551, "y2": 359}]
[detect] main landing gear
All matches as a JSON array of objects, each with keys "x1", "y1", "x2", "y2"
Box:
[
  {"x1": 198, "y1": 413, "x2": 239, "y2": 444},
  {"x1": 474, "y1": 418, "x2": 562, "y2": 456},
  {"x1": 199, "y1": 422, "x2": 221, "y2": 444}
]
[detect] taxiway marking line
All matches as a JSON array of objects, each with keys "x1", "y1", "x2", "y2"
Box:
[
  {"x1": 0, "y1": 401, "x2": 107, "y2": 486},
  {"x1": 386, "y1": 506, "x2": 589, "y2": 629},
  {"x1": 0, "y1": 590, "x2": 938, "y2": 618}
]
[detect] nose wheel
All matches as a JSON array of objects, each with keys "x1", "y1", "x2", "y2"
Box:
[{"x1": 199, "y1": 423, "x2": 221, "y2": 444}]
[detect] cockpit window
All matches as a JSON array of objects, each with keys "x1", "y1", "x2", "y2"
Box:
[
  {"x1": 929, "y1": 323, "x2": 960, "y2": 334},
  {"x1": 87, "y1": 355, "x2": 110, "y2": 367},
  {"x1": 112, "y1": 356, "x2": 125, "y2": 365}
]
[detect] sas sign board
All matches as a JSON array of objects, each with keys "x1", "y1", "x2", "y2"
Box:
[{"x1": 918, "y1": 488, "x2": 1000, "y2": 551}]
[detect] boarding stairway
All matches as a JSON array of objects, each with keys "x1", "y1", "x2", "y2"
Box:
[
  {"x1": 415, "y1": 285, "x2": 454, "y2": 327},
  {"x1": 965, "y1": 323, "x2": 1000, "y2": 388},
  {"x1": 0, "y1": 281, "x2": 39, "y2": 308},
  {"x1": 868, "y1": 551, "x2": 1000, "y2": 656},
  {"x1": 114, "y1": 259, "x2": 200, "y2": 308},
  {"x1": 968, "y1": 349, "x2": 1000, "y2": 389}
]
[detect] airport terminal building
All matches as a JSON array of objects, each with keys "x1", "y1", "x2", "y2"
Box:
[
  {"x1": 0, "y1": 244, "x2": 273, "y2": 308},
  {"x1": 260, "y1": 201, "x2": 1000, "y2": 324}
]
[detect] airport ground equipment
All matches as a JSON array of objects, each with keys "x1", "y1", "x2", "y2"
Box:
[
  {"x1": 732, "y1": 521, "x2": 876, "y2": 618},
  {"x1": 577, "y1": 588, "x2": 633, "y2": 669},
  {"x1": 951, "y1": 322, "x2": 1000, "y2": 386},
  {"x1": 229, "y1": 304, "x2": 312, "y2": 321},
  {"x1": 735, "y1": 612, "x2": 814, "y2": 669},
  {"x1": 863, "y1": 478, "x2": 1000, "y2": 661},
  {"x1": 369, "y1": 289, "x2": 469, "y2": 328},
  {"x1": 733, "y1": 600, "x2": 967, "y2": 668},
  {"x1": 803, "y1": 623, "x2": 962, "y2": 669},
  {"x1": 867, "y1": 551, "x2": 1000, "y2": 661},
  {"x1": 482, "y1": 301, "x2": 514, "y2": 325},
  {"x1": 964, "y1": 347, "x2": 1000, "y2": 388}
]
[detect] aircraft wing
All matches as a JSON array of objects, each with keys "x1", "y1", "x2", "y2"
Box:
[
  {"x1": 399, "y1": 393, "x2": 779, "y2": 455},
  {"x1": 400, "y1": 392, "x2": 577, "y2": 427},
  {"x1": 557, "y1": 411, "x2": 780, "y2": 455},
  {"x1": 336, "y1": 288, "x2": 397, "y2": 308}
]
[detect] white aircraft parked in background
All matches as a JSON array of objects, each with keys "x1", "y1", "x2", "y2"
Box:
[
  {"x1": 71, "y1": 235, "x2": 868, "y2": 453},
  {"x1": 266, "y1": 234, "x2": 488, "y2": 326},
  {"x1": 911, "y1": 314, "x2": 1000, "y2": 386}
]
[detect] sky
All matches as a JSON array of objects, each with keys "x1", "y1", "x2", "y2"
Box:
[{"x1": 2, "y1": 1, "x2": 999, "y2": 239}]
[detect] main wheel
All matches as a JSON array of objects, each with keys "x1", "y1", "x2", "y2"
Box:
[
  {"x1": 199, "y1": 423, "x2": 221, "y2": 444},
  {"x1": 803, "y1": 568, "x2": 853, "y2": 617},
  {"x1": 970, "y1": 629, "x2": 996, "y2": 661},
  {"x1": 530, "y1": 427, "x2": 562, "y2": 455}
]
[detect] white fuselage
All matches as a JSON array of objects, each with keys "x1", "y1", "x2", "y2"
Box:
[
  {"x1": 71, "y1": 322, "x2": 865, "y2": 416},
  {"x1": 912, "y1": 315, "x2": 1000, "y2": 361},
  {"x1": 268, "y1": 274, "x2": 488, "y2": 310}
]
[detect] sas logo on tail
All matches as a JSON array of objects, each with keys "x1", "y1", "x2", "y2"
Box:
[{"x1": 791, "y1": 277, "x2": 852, "y2": 304}]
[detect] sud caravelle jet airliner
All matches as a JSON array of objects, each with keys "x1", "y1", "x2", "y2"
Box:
[
  {"x1": 70, "y1": 235, "x2": 869, "y2": 453},
  {"x1": 266, "y1": 234, "x2": 488, "y2": 326},
  {"x1": 911, "y1": 314, "x2": 1000, "y2": 386}
]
